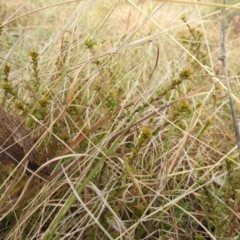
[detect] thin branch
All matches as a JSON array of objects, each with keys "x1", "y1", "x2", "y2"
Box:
[{"x1": 218, "y1": 0, "x2": 240, "y2": 158}]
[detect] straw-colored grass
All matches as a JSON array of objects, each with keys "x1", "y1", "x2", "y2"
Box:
[{"x1": 0, "y1": 0, "x2": 240, "y2": 239}]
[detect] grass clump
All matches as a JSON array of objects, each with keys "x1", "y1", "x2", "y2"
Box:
[{"x1": 0, "y1": 0, "x2": 240, "y2": 239}]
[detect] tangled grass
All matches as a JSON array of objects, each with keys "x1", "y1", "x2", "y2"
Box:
[{"x1": 0, "y1": 1, "x2": 240, "y2": 239}]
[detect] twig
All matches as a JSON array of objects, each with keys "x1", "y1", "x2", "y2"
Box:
[{"x1": 218, "y1": 0, "x2": 240, "y2": 158}]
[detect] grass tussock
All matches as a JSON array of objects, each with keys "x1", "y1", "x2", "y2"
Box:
[{"x1": 0, "y1": 0, "x2": 240, "y2": 239}]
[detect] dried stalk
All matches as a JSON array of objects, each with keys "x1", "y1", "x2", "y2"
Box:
[{"x1": 218, "y1": 0, "x2": 240, "y2": 157}]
